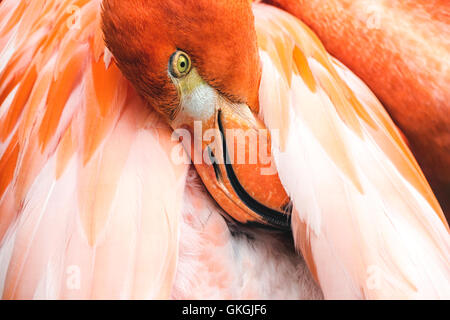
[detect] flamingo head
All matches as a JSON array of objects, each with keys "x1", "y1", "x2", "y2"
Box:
[{"x1": 102, "y1": 0, "x2": 291, "y2": 229}]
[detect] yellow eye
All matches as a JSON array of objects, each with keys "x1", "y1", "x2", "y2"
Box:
[{"x1": 170, "y1": 51, "x2": 191, "y2": 78}]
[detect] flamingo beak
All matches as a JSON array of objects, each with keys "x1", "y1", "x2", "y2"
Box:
[{"x1": 169, "y1": 68, "x2": 291, "y2": 229}]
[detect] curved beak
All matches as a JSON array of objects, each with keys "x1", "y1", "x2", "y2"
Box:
[
  {"x1": 206, "y1": 102, "x2": 291, "y2": 229},
  {"x1": 169, "y1": 70, "x2": 291, "y2": 229}
]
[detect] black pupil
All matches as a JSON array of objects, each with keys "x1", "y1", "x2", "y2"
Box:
[{"x1": 180, "y1": 61, "x2": 186, "y2": 69}]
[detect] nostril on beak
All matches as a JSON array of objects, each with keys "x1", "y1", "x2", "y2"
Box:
[{"x1": 208, "y1": 146, "x2": 222, "y2": 182}]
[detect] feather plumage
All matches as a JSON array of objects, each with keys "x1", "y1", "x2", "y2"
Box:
[
  {"x1": 0, "y1": 0, "x2": 188, "y2": 299},
  {"x1": 255, "y1": 4, "x2": 449, "y2": 299}
]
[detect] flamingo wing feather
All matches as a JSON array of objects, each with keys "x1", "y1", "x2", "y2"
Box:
[
  {"x1": 0, "y1": 0, "x2": 188, "y2": 299},
  {"x1": 254, "y1": 3, "x2": 450, "y2": 299}
]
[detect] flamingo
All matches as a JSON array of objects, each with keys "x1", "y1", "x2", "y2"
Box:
[{"x1": 0, "y1": 0, "x2": 448, "y2": 299}]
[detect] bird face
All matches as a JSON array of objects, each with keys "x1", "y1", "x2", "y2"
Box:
[
  {"x1": 166, "y1": 49, "x2": 291, "y2": 229},
  {"x1": 102, "y1": 0, "x2": 291, "y2": 229}
]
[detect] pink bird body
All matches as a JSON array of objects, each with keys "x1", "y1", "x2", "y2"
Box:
[
  {"x1": 0, "y1": 0, "x2": 448, "y2": 299},
  {"x1": 262, "y1": 0, "x2": 450, "y2": 220},
  {"x1": 255, "y1": 5, "x2": 449, "y2": 298}
]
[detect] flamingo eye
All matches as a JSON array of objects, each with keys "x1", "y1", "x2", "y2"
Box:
[{"x1": 170, "y1": 51, "x2": 191, "y2": 78}]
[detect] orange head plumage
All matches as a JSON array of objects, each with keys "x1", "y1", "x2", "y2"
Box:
[{"x1": 102, "y1": 0, "x2": 261, "y2": 119}]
